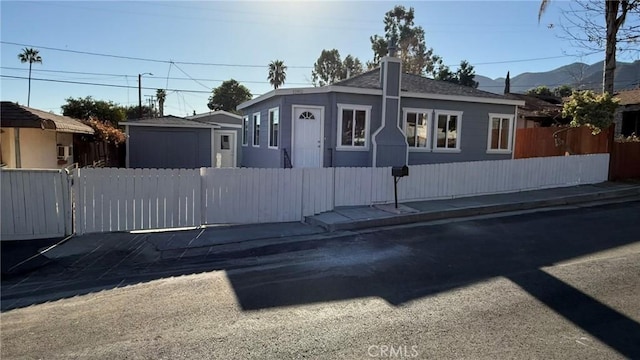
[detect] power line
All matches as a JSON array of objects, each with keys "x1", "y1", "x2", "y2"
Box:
[
  {"x1": 0, "y1": 75, "x2": 212, "y2": 94},
  {"x1": 2, "y1": 74, "x2": 267, "y2": 97},
  {"x1": 170, "y1": 61, "x2": 216, "y2": 91},
  {"x1": 2, "y1": 40, "x2": 598, "y2": 70},
  {"x1": 0, "y1": 66, "x2": 313, "y2": 85},
  {"x1": 1, "y1": 41, "x2": 313, "y2": 69}
]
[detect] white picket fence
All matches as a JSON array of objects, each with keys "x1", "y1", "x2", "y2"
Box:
[
  {"x1": 1, "y1": 169, "x2": 72, "y2": 240},
  {"x1": 70, "y1": 154, "x2": 609, "y2": 235},
  {"x1": 1, "y1": 154, "x2": 610, "y2": 237}
]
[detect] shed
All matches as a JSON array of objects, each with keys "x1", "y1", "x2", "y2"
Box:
[{"x1": 122, "y1": 116, "x2": 227, "y2": 169}]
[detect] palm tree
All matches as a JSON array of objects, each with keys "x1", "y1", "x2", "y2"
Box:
[
  {"x1": 18, "y1": 48, "x2": 43, "y2": 106},
  {"x1": 156, "y1": 89, "x2": 166, "y2": 117},
  {"x1": 267, "y1": 60, "x2": 287, "y2": 89}
]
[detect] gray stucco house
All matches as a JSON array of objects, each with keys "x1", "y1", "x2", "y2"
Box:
[
  {"x1": 237, "y1": 54, "x2": 524, "y2": 168},
  {"x1": 122, "y1": 111, "x2": 241, "y2": 169}
]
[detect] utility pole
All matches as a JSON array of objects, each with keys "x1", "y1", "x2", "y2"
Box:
[{"x1": 138, "y1": 73, "x2": 152, "y2": 119}]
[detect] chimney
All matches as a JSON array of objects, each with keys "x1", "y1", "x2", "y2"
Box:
[
  {"x1": 380, "y1": 35, "x2": 398, "y2": 87},
  {"x1": 372, "y1": 35, "x2": 407, "y2": 167},
  {"x1": 388, "y1": 35, "x2": 398, "y2": 57}
]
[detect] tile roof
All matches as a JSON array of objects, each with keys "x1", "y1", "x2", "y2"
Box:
[
  {"x1": 0, "y1": 101, "x2": 94, "y2": 134},
  {"x1": 615, "y1": 88, "x2": 640, "y2": 106},
  {"x1": 334, "y1": 68, "x2": 509, "y2": 100}
]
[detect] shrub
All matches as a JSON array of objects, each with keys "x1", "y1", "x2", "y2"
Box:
[
  {"x1": 615, "y1": 133, "x2": 640, "y2": 143},
  {"x1": 562, "y1": 90, "x2": 619, "y2": 135},
  {"x1": 82, "y1": 117, "x2": 126, "y2": 144}
]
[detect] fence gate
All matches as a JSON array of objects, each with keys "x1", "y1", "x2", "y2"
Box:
[{"x1": 1, "y1": 169, "x2": 72, "y2": 240}]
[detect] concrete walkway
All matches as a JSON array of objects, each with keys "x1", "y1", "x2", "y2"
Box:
[
  {"x1": 3, "y1": 181, "x2": 640, "y2": 278},
  {"x1": 306, "y1": 182, "x2": 640, "y2": 231}
]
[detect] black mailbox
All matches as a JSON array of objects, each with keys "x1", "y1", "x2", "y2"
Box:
[
  {"x1": 392, "y1": 165, "x2": 409, "y2": 177},
  {"x1": 391, "y1": 165, "x2": 409, "y2": 209}
]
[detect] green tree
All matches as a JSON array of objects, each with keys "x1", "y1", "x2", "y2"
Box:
[
  {"x1": 61, "y1": 96, "x2": 126, "y2": 124},
  {"x1": 432, "y1": 59, "x2": 478, "y2": 88},
  {"x1": 539, "y1": 0, "x2": 640, "y2": 94},
  {"x1": 341, "y1": 55, "x2": 364, "y2": 79},
  {"x1": 455, "y1": 60, "x2": 479, "y2": 88},
  {"x1": 156, "y1": 89, "x2": 167, "y2": 117},
  {"x1": 17, "y1": 47, "x2": 42, "y2": 107},
  {"x1": 368, "y1": 5, "x2": 437, "y2": 75},
  {"x1": 562, "y1": 90, "x2": 619, "y2": 134},
  {"x1": 312, "y1": 50, "x2": 364, "y2": 86},
  {"x1": 125, "y1": 105, "x2": 157, "y2": 119},
  {"x1": 207, "y1": 79, "x2": 252, "y2": 112},
  {"x1": 525, "y1": 86, "x2": 554, "y2": 97},
  {"x1": 553, "y1": 84, "x2": 574, "y2": 97},
  {"x1": 267, "y1": 60, "x2": 287, "y2": 89},
  {"x1": 432, "y1": 56, "x2": 456, "y2": 83},
  {"x1": 312, "y1": 49, "x2": 344, "y2": 86}
]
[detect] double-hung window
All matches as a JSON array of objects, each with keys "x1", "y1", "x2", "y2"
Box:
[
  {"x1": 337, "y1": 104, "x2": 370, "y2": 150},
  {"x1": 404, "y1": 109, "x2": 431, "y2": 150},
  {"x1": 268, "y1": 108, "x2": 279, "y2": 148},
  {"x1": 434, "y1": 110, "x2": 462, "y2": 151},
  {"x1": 487, "y1": 113, "x2": 514, "y2": 153},
  {"x1": 242, "y1": 115, "x2": 249, "y2": 146},
  {"x1": 252, "y1": 112, "x2": 260, "y2": 147}
]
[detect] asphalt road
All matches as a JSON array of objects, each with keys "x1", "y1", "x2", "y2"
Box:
[{"x1": 2, "y1": 201, "x2": 640, "y2": 359}]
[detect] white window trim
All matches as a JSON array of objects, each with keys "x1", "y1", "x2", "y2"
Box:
[
  {"x1": 242, "y1": 115, "x2": 249, "y2": 146},
  {"x1": 486, "y1": 113, "x2": 515, "y2": 154},
  {"x1": 336, "y1": 103, "x2": 371, "y2": 151},
  {"x1": 403, "y1": 107, "x2": 432, "y2": 152},
  {"x1": 268, "y1": 107, "x2": 279, "y2": 149},
  {"x1": 433, "y1": 110, "x2": 463, "y2": 153},
  {"x1": 252, "y1": 112, "x2": 260, "y2": 147}
]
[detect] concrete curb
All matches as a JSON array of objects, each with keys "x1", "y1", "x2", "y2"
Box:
[{"x1": 306, "y1": 187, "x2": 640, "y2": 232}]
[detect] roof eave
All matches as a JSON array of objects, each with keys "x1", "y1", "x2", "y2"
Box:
[
  {"x1": 237, "y1": 86, "x2": 383, "y2": 110},
  {"x1": 402, "y1": 91, "x2": 525, "y2": 106},
  {"x1": 236, "y1": 85, "x2": 524, "y2": 109},
  {"x1": 120, "y1": 121, "x2": 220, "y2": 129}
]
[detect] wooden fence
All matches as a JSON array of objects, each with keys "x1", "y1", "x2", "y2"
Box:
[
  {"x1": 515, "y1": 126, "x2": 611, "y2": 159},
  {"x1": 73, "y1": 168, "x2": 201, "y2": 234},
  {"x1": 1, "y1": 169, "x2": 72, "y2": 240},
  {"x1": 609, "y1": 141, "x2": 640, "y2": 180},
  {"x1": 71, "y1": 154, "x2": 609, "y2": 235},
  {"x1": 1, "y1": 155, "x2": 610, "y2": 238}
]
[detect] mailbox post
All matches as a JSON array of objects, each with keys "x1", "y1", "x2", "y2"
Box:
[{"x1": 391, "y1": 165, "x2": 409, "y2": 209}]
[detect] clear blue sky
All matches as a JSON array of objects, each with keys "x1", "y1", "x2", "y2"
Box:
[{"x1": 1, "y1": 1, "x2": 635, "y2": 116}]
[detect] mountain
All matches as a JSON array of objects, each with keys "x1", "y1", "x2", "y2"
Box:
[{"x1": 477, "y1": 60, "x2": 640, "y2": 94}]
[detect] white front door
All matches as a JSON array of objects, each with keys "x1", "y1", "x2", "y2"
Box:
[
  {"x1": 292, "y1": 106, "x2": 323, "y2": 168},
  {"x1": 214, "y1": 131, "x2": 236, "y2": 168}
]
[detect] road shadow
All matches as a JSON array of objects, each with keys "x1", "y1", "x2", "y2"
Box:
[
  {"x1": 2, "y1": 202, "x2": 639, "y2": 357},
  {"x1": 1, "y1": 238, "x2": 60, "y2": 278},
  {"x1": 508, "y1": 269, "x2": 640, "y2": 359}
]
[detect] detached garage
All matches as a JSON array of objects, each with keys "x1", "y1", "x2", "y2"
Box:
[{"x1": 122, "y1": 116, "x2": 221, "y2": 169}]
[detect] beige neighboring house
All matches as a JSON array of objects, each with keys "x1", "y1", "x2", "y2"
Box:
[{"x1": 1, "y1": 101, "x2": 94, "y2": 169}]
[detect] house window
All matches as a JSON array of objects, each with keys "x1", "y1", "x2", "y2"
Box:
[
  {"x1": 487, "y1": 113, "x2": 514, "y2": 152},
  {"x1": 299, "y1": 111, "x2": 315, "y2": 120},
  {"x1": 403, "y1": 109, "x2": 431, "y2": 150},
  {"x1": 220, "y1": 135, "x2": 230, "y2": 150},
  {"x1": 252, "y1": 112, "x2": 260, "y2": 147},
  {"x1": 434, "y1": 110, "x2": 462, "y2": 151},
  {"x1": 268, "y1": 107, "x2": 279, "y2": 148},
  {"x1": 242, "y1": 115, "x2": 248, "y2": 146},
  {"x1": 337, "y1": 104, "x2": 370, "y2": 150}
]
